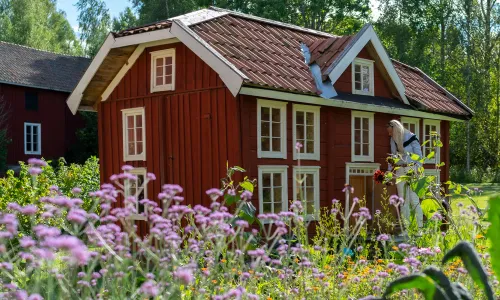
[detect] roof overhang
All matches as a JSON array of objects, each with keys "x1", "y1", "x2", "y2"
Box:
[
  {"x1": 67, "y1": 19, "x2": 247, "y2": 115},
  {"x1": 240, "y1": 86, "x2": 468, "y2": 122},
  {"x1": 325, "y1": 25, "x2": 409, "y2": 105}
]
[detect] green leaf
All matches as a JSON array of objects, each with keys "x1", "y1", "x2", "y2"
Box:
[
  {"x1": 410, "y1": 153, "x2": 421, "y2": 161},
  {"x1": 421, "y1": 199, "x2": 441, "y2": 220},
  {"x1": 442, "y1": 241, "x2": 494, "y2": 300},
  {"x1": 231, "y1": 166, "x2": 246, "y2": 172},
  {"x1": 383, "y1": 273, "x2": 448, "y2": 300},
  {"x1": 452, "y1": 282, "x2": 473, "y2": 300},
  {"x1": 422, "y1": 267, "x2": 461, "y2": 299},
  {"x1": 426, "y1": 151, "x2": 435, "y2": 160},
  {"x1": 411, "y1": 177, "x2": 430, "y2": 199},
  {"x1": 239, "y1": 201, "x2": 257, "y2": 224},
  {"x1": 224, "y1": 193, "x2": 240, "y2": 206},
  {"x1": 240, "y1": 181, "x2": 254, "y2": 193},
  {"x1": 488, "y1": 196, "x2": 500, "y2": 280}
]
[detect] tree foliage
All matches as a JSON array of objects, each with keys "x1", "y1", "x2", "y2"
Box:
[{"x1": 76, "y1": 0, "x2": 111, "y2": 57}]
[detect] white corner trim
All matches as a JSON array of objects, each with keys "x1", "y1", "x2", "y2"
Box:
[
  {"x1": 170, "y1": 20, "x2": 247, "y2": 96},
  {"x1": 240, "y1": 87, "x2": 465, "y2": 122},
  {"x1": 292, "y1": 104, "x2": 320, "y2": 161},
  {"x1": 101, "y1": 39, "x2": 180, "y2": 102},
  {"x1": 327, "y1": 25, "x2": 409, "y2": 105},
  {"x1": 67, "y1": 34, "x2": 115, "y2": 115}
]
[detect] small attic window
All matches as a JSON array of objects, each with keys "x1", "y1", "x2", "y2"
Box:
[
  {"x1": 352, "y1": 58, "x2": 374, "y2": 96},
  {"x1": 150, "y1": 49, "x2": 175, "y2": 93}
]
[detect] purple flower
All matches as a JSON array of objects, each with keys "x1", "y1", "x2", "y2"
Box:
[
  {"x1": 146, "y1": 173, "x2": 156, "y2": 181},
  {"x1": 20, "y1": 205, "x2": 37, "y2": 215},
  {"x1": 71, "y1": 187, "x2": 82, "y2": 195},
  {"x1": 20, "y1": 236, "x2": 36, "y2": 248},
  {"x1": 121, "y1": 165, "x2": 134, "y2": 171},
  {"x1": 27, "y1": 294, "x2": 43, "y2": 300},
  {"x1": 235, "y1": 220, "x2": 249, "y2": 228},
  {"x1": 28, "y1": 167, "x2": 42, "y2": 176},
  {"x1": 389, "y1": 195, "x2": 404, "y2": 206},
  {"x1": 377, "y1": 234, "x2": 390, "y2": 242},
  {"x1": 206, "y1": 188, "x2": 223, "y2": 200},
  {"x1": 173, "y1": 268, "x2": 193, "y2": 285},
  {"x1": 27, "y1": 158, "x2": 47, "y2": 167},
  {"x1": 14, "y1": 290, "x2": 28, "y2": 300},
  {"x1": 295, "y1": 142, "x2": 303, "y2": 150},
  {"x1": 67, "y1": 208, "x2": 87, "y2": 225},
  {"x1": 241, "y1": 190, "x2": 253, "y2": 200}
]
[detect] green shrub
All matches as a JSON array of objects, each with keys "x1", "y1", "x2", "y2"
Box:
[{"x1": 0, "y1": 128, "x2": 11, "y2": 172}]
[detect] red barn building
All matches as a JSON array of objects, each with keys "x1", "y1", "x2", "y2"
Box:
[
  {"x1": 0, "y1": 42, "x2": 90, "y2": 169},
  {"x1": 67, "y1": 8, "x2": 472, "y2": 232}
]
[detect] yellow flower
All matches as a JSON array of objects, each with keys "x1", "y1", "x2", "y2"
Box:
[
  {"x1": 392, "y1": 246, "x2": 399, "y2": 251},
  {"x1": 221, "y1": 259, "x2": 227, "y2": 263},
  {"x1": 267, "y1": 297, "x2": 272, "y2": 300},
  {"x1": 212, "y1": 280, "x2": 218, "y2": 284},
  {"x1": 475, "y1": 234, "x2": 484, "y2": 239},
  {"x1": 377, "y1": 259, "x2": 384, "y2": 263}
]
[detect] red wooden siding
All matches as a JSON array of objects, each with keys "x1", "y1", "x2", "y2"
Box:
[
  {"x1": 98, "y1": 43, "x2": 242, "y2": 231},
  {"x1": 0, "y1": 83, "x2": 84, "y2": 165},
  {"x1": 334, "y1": 47, "x2": 393, "y2": 99}
]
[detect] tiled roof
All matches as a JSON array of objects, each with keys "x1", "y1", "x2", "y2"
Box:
[
  {"x1": 111, "y1": 7, "x2": 472, "y2": 117},
  {"x1": 393, "y1": 60, "x2": 472, "y2": 116},
  {"x1": 0, "y1": 42, "x2": 90, "y2": 93}
]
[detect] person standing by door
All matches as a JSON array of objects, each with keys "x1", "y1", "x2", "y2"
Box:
[{"x1": 387, "y1": 119, "x2": 423, "y2": 235}]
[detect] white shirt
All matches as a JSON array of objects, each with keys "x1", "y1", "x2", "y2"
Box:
[{"x1": 389, "y1": 130, "x2": 423, "y2": 170}]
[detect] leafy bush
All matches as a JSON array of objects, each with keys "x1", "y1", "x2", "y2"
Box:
[
  {"x1": 66, "y1": 112, "x2": 98, "y2": 164},
  {"x1": 0, "y1": 129, "x2": 11, "y2": 173}
]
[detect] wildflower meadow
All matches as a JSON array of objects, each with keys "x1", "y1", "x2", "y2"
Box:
[{"x1": 0, "y1": 156, "x2": 499, "y2": 299}]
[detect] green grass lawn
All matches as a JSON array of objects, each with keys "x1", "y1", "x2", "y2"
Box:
[{"x1": 450, "y1": 183, "x2": 500, "y2": 212}]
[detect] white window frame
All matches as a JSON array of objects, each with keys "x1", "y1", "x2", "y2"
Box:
[
  {"x1": 292, "y1": 104, "x2": 320, "y2": 161},
  {"x1": 423, "y1": 119, "x2": 441, "y2": 164},
  {"x1": 150, "y1": 49, "x2": 176, "y2": 93},
  {"x1": 401, "y1": 117, "x2": 420, "y2": 140},
  {"x1": 124, "y1": 167, "x2": 148, "y2": 221},
  {"x1": 257, "y1": 99, "x2": 287, "y2": 159},
  {"x1": 293, "y1": 166, "x2": 320, "y2": 220},
  {"x1": 424, "y1": 168, "x2": 441, "y2": 184},
  {"x1": 122, "y1": 107, "x2": 146, "y2": 162},
  {"x1": 351, "y1": 111, "x2": 374, "y2": 162},
  {"x1": 258, "y1": 165, "x2": 288, "y2": 223},
  {"x1": 352, "y1": 58, "x2": 375, "y2": 96},
  {"x1": 345, "y1": 162, "x2": 380, "y2": 228},
  {"x1": 24, "y1": 122, "x2": 41, "y2": 155}
]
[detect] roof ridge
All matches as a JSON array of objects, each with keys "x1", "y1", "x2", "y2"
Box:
[
  {"x1": 0, "y1": 40, "x2": 89, "y2": 59},
  {"x1": 208, "y1": 6, "x2": 337, "y2": 38}
]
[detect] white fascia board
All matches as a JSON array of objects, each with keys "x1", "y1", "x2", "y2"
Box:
[
  {"x1": 67, "y1": 33, "x2": 115, "y2": 115},
  {"x1": 170, "y1": 19, "x2": 247, "y2": 96},
  {"x1": 112, "y1": 28, "x2": 176, "y2": 48},
  {"x1": 240, "y1": 87, "x2": 465, "y2": 122},
  {"x1": 327, "y1": 25, "x2": 409, "y2": 105}
]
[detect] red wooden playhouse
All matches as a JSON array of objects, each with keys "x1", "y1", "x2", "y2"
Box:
[{"x1": 67, "y1": 8, "x2": 473, "y2": 234}]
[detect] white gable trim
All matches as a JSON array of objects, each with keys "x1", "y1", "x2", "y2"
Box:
[
  {"x1": 170, "y1": 20, "x2": 247, "y2": 96},
  {"x1": 326, "y1": 25, "x2": 409, "y2": 105},
  {"x1": 240, "y1": 87, "x2": 464, "y2": 122},
  {"x1": 112, "y1": 28, "x2": 176, "y2": 48},
  {"x1": 67, "y1": 33, "x2": 115, "y2": 114}
]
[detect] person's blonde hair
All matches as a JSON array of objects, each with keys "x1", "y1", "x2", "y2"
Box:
[{"x1": 388, "y1": 119, "x2": 406, "y2": 153}]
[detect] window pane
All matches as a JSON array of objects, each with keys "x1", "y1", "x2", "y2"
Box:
[
  {"x1": 363, "y1": 144, "x2": 369, "y2": 156},
  {"x1": 33, "y1": 126, "x2": 38, "y2": 135},
  {"x1": 296, "y1": 125, "x2": 304, "y2": 139},
  {"x1": 362, "y1": 130, "x2": 369, "y2": 143},
  {"x1": 165, "y1": 65, "x2": 173, "y2": 75},
  {"x1": 306, "y1": 112, "x2": 314, "y2": 125},
  {"x1": 156, "y1": 58, "x2": 163, "y2": 67},
  {"x1": 272, "y1": 138, "x2": 281, "y2": 152},
  {"x1": 273, "y1": 187, "x2": 282, "y2": 202},
  {"x1": 355, "y1": 73, "x2": 361, "y2": 83},
  {"x1": 305, "y1": 174, "x2": 314, "y2": 186},
  {"x1": 26, "y1": 132, "x2": 31, "y2": 143},
  {"x1": 26, "y1": 126, "x2": 31, "y2": 135},
  {"x1": 355, "y1": 81, "x2": 361, "y2": 90},
  {"x1": 128, "y1": 142, "x2": 136, "y2": 155},
  {"x1": 355, "y1": 117, "x2": 360, "y2": 130},
  {"x1": 165, "y1": 75, "x2": 172, "y2": 84},
  {"x1": 261, "y1": 137, "x2": 270, "y2": 151},
  {"x1": 135, "y1": 115, "x2": 142, "y2": 127},
  {"x1": 306, "y1": 125, "x2": 314, "y2": 139},
  {"x1": 307, "y1": 201, "x2": 315, "y2": 215},
  {"x1": 127, "y1": 115, "x2": 135, "y2": 129},
  {"x1": 262, "y1": 173, "x2": 271, "y2": 187},
  {"x1": 362, "y1": 66, "x2": 370, "y2": 91},
  {"x1": 136, "y1": 128, "x2": 143, "y2": 142},
  {"x1": 136, "y1": 142, "x2": 143, "y2": 154},
  {"x1": 296, "y1": 111, "x2": 304, "y2": 124},
  {"x1": 271, "y1": 108, "x2": 280, "y2": 122},
  {"x1": 261, "y1": 107, "x2": 270, "y2": 121},
  {"x1": 362, "y1": 117, "x2": 368, "y2": 129},
  {"x1": 262, "y1": 187, "x2": 271, "y2": 201},
  {"x1": 156, "y1": 76, "x2": 163, "y2": 86},
  {"x1": 273, "y1": 202, "x2": 282, "y2": 213},
  {"x1": 355, "y1": 64, "x2": 360, "y2": 72},
  {"x1": 165, "y1": 56, "x2": 172, "y2": 65},
  {"x1": 306, "y1": 140, "x2": 314, "y2": 153},
  {"x1": 273, "y1": 173, "x2": 282, "y2": 185},
  {"x1": 33, "y1": 143, "x2": 37, "y2": 152},
  {"x1": 297, "y1": 139, "x2": 305, "y2": 153},
  {"x1": 128, "y1": 129, "x2": 135, "y2": 142},
  {"x1": 263, "y1": 202, "x2": 271, "y2": 213},
  {"x1": 272, "y1": 123, "x2": 281, "y2": 137},
  {"x1": 261, "y1": 122, "x2": 270, "y2": 137},
  {"x1": 156, "y1": 66, "x2": 163, "y2": 77},
  {"x1": 354, "y1": 129, "x2": 361, "y2": 143},
  {"x1": 355, "y1": 143, "x2": 361, "y2": 155}
]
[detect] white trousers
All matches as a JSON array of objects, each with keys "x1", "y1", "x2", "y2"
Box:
[{"x1": 396, "y1": 167, "x2": 423, "y2": 229}]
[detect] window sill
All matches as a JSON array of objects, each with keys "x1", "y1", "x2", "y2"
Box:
[
  {"x1": 123, "y1": 155, "x2": 146, "y2": 162},
  {"x1": 257, "y1": 151, "x2": 287, "y2": 159},
  {"x1": 129, "y1": 214, "x2": 147, "y2": 221},
  {"x1": 293, "y1": 153, "x2": 320, "y2": 161},
  {"x1": 353, "y1": 90, "x2": 374, "y2": 96},
  {"x1": 151, "y1": 85, "x2": 174, "y2": 93}
]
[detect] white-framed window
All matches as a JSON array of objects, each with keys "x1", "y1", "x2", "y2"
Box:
[
  {"x1": 423, "y1": 119, "x2": 441, "y2": 164},
  {"x1": 122, "y1": 107, "x2": 146, "y2": 161},
  {"x1": 424, "y1": 168, "x2": 441, "y2": 184},
  {"x1": 24, "y1": 123, "x2": 41, "y2": 155},
  {"x1": 352, "y1": 58, "x2": 374, "y2": 96},
  {"x1": 258, "y1": 166, "x2": 288, "y2": 219},
  {"x1": 150, "y1": 49, "x2": 175, "y2": 93},
  {"x1": 125, "y1": 168, "x2": 147, "y2": 220},
  {"x1": 351, "y1": 111, "x2": 374, "y2": 162},
  {"x1": 401, "y1": 117, "x2": 420, "y2": 140},
  {"x1": 293, "y1": 166, "x2": 320, "y2": 220},
  {"x1": 257, "y1": 99, "x2": 287, "y2": 159},
  {"x1": 293, "y1": 104, "x2": 320, "y2": 161}
]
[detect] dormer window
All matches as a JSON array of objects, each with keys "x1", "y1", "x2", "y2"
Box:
[
  {"x1": 352, "y1": 58, "x2": 374, "y2": 96},
  {"x1": 150, "y1": 49, "x2": 175, "y2": 93}
]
